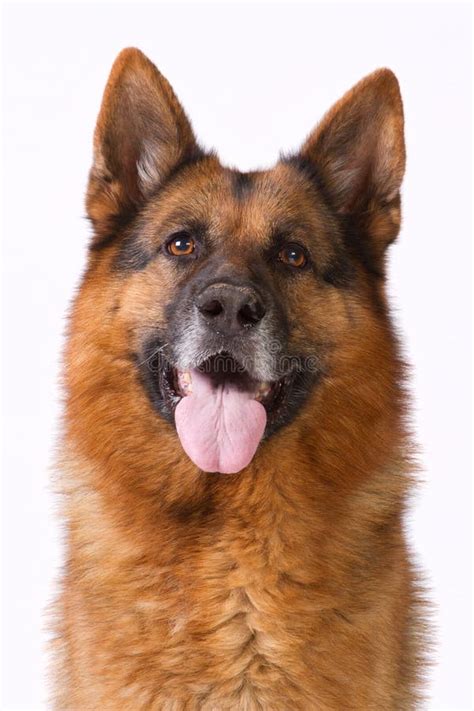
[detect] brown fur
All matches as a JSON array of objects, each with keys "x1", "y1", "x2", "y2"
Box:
[{"x1": 52, "y1": 48, "x2": 428, "y2": 709}]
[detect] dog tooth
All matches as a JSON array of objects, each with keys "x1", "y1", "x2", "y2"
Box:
[
  {"x1": 255, "y1": 382, "x2": 271, "y2": 400},
  {"x1": 178, "y1": 370, "x2": 193, "y2": 395}
]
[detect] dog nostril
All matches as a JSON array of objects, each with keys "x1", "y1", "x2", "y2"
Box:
[
  {"x1": 197, "y1": 286, "x2": 266, "y2": 330},
  {"x1": 238, "y1": 300, "x2": 266, "y2": 327},
  {"x1": 199, "y1": 299, "x2": 223, "y2": 318}
]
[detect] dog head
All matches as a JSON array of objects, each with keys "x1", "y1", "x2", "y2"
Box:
[{"x1": 73, "y1": 48, "x2": 405, "y2": 480}]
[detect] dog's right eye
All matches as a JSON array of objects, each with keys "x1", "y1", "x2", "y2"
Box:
[{"x1": 166, "y1": 233, "x2": 196, "y2": 257}]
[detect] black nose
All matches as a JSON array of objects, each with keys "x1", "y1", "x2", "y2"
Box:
[{"x1": 196, "y1": 283, "x2": 266, "y2": 333}]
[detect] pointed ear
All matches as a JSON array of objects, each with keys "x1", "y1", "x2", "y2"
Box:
[
  {"x1": 300, "y1": 69, "x2": 405, "y2": 264},
  {"x1": 87, "y1": 48, "x2": 201, "y2": 244}
]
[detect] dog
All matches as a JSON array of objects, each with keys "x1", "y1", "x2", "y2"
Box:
[{"x1": 52, "y1": 48, "x2": 427, "y2": 709}]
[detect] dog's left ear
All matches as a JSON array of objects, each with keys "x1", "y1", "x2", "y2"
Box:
[
  {"x1": 87, "y1": 48, "x2": 201, "y2": 244},
  {"x1": 299, "y1": 69, "x2": 405, "y2": 266}
]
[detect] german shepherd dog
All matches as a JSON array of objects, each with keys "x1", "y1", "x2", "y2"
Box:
[{"x1": 53, "y1": 48, "x2": 426, "y2": 709}]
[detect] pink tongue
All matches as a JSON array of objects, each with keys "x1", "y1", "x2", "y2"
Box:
[{"x1": 174, "y1": 368, "x2": 267, "y2": 474}]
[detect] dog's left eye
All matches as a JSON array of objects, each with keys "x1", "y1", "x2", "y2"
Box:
[
  {"x1": 166, "y1": 233, "x2": 196, "y2": 256},
  {"x1": 278, "y1": 243, "x2": 308, "y2": 269}
]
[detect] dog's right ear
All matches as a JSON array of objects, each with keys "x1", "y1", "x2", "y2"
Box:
[{"x1": 87, "y1": 48, "x2": 201, "y2": 245}]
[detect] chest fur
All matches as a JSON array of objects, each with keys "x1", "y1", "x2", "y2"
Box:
[
  {"x1": 67, "y1": 503, "x2": 331, "y2": 709},
  {"x1": 59, "y1": 462, "x2": 410, "y2": 710}
]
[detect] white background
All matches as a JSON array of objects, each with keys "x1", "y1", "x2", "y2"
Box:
[{"x1": 1, "y1": 2, "x2": 472, "y2": 709}]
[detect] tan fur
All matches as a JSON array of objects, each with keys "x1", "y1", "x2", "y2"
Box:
[{"x1": 52, "y1": 49, "x2": 428, "y2": 709}]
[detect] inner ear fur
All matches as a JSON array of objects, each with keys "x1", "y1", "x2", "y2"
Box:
[
  {"x1": 86, "y1": 48, "x2": 201, "y2": 245},
  {"x1": 300, "y1": 69, "x2": 406, "y2": 268}
]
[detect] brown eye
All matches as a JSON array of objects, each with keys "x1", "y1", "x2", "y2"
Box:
[
  {"x1": 278, "y1": 243, "x2": 308, "y2": 269},
  {"x1": 166, "y1": 234, "x2": 195, "y2": 256}
]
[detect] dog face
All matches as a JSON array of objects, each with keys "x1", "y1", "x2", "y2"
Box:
[{"x1": 79, "y1": 49, "x2": 405, "y2": 476}]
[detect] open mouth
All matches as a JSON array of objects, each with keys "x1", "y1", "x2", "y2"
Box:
[
  {"x1": 154, "y1": 352, "x2": 290, "y2": 474},
  {"x1": 163, "y1": 353, "x2": 285, "y2": 413},
  {"x1": 139, "y1": 344, "x2": 318, "y2": 475}
]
